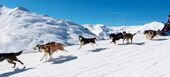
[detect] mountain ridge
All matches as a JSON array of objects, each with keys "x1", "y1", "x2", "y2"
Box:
[{"x1": 0, "y1": 5, "x2": 165, "y2": 52}]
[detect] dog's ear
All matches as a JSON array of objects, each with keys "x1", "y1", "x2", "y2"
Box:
[
  {"x1": 33, "y1": 47, "x2": 36, "y2": 50},
  {"x1": 79, "y1": 35, "x2": 82, "y2": 38},
  {"x1": 94, "y1": 37, "x2": 96, "y2": 40},
  {"x1": 79, "y1": 37, "x2": 82, "y2": 41}
]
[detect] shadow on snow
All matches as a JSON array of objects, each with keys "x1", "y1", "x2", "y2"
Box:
[
  {"x1": 118, "y1": 42, "x2": 145, "y2": 46},
  {"x1": 89, "y1": 48, "x2": 108, "y2": 52},
  {"x1": 152, "y1": 38, "x2": 168, "y2": 41},
  {"x1": 50, "y1": 55, "x2": 78, "y2": 64},
  {"x1": 0, "y1": 66, "x2": 34, "y2": 77}
]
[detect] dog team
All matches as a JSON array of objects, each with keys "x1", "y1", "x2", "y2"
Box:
[{"x1": 0, "y1": 29, "x2": 160, "y2": 68}]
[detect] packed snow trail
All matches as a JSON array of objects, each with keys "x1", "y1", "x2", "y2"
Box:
[{"x1": 0, "y1": 34, "x2": 170, "y2": 77}]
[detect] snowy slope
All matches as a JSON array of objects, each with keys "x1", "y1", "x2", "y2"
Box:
[
  {"x1": 0, "y1": 34, "x2": 170, "y2": 77},
  {"x1": 83, "y1": 24, "x2": 113, "y2": 39},
  {"x1": 0, "y1": 6, "x2": 95, "y2": 53},
  {"x1": 110, "y1": 22, "x2": 164, "y2": 33},
  {"x1": 0, "y1": 5, "x2": 168, "y2": 77},
  {"x1": 0, "y1": 5, "x2": 165, "y2": 53},
  {"x1": 83, "y1": 22, "x2": 164, "y2": 39},
  {"x1": 110, "y1": 25, "x2": 143, "y2": 34},
  {"x1": 143, "y1": 21, "x2": 164, "y2": 31}
]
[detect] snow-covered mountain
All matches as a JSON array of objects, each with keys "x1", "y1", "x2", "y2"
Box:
[
  {"x1": 83, "y1": 24, "x2": 113, "y2": 39},
  {"x1": 83, "y1": 22, "x2": 164, "y2": 39},
  {"x1": 0, "y1": 5, "x2": 170, "y2": 77},
  {"x1": 0, "y1": 5, "x2": 165, "y2": 53},
  {"x1": 143, "y1": 21, "x2": 164, "y2": 31},
  {"x1": 0, "y1": 5, "x2": 95, "y2": 52}
]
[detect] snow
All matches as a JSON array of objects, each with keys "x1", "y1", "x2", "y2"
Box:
[
  {"x1": 143, "y1": 21, "x2": 164, "y2": 31},
  {"x1": 0, "y1": 6, "x2": 169, "y2": 77},
  {"x1": 83, "y1": 24, "x2": 113, "y2": 39},
  {"x1": 0, "y1": 34, "x2": 170, "y2": 77},
  {"x1": 0, "y1": 6, "x2": 95, "y2": 53},
  {"x1": 83, "y1": 22, "x2": 164, "y2": 40},
  {"x1": 0, "y1": 6, "x2": 165, "y2": 53}
]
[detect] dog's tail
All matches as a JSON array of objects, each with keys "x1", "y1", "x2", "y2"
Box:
[
  {"x1": 133, "y1": 33, "x2": 137, "y2": 36},
  {"x1": 15, "y1": 51, "x2": 23, "y2": 56}
]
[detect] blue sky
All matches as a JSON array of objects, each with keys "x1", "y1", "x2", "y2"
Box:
[{"x1": 0, "y1": 0, "x2": 170, "y2": 26}]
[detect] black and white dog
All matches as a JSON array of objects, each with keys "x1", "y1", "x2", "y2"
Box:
[
  {"x1": 109, "y1": 33, "x2": 123, "y2": 44},
  {"x1": 78, "y1": 36, "x2": 97, "y2": 49},
  {"x1": 0, "y1": 51, "x2": 24, "y2": 68}
]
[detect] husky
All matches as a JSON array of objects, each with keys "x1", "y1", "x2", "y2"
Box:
[
  {"x1": 144, "y1": 30, "x2": 157, "y2": 40},
  {"x1": 0, "y1": 51, "x2": 24, "y2": 68},
  {"x1": 122, "y1": 31, "x2": 136, "y2": 44},
  {"x1": 33, "y1": 42, "x2": 67, "y2": 61},
  {"x1": 109, "y1": 33, "x2": 123, "y2": 44},
  {"x1": 78, "y1": 36, "x2": 97, "y2": 50}
]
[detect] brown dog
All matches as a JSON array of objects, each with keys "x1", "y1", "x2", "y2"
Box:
[
  {"x1": 33, "y1": 42, "x2": 67, "y2": 61},
  {"x1": 122, "y1": 31, "x2": 136, "y2": 44},
  {"x1": 0, "y1": 51, "x2": 24, "y2": 68}
]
